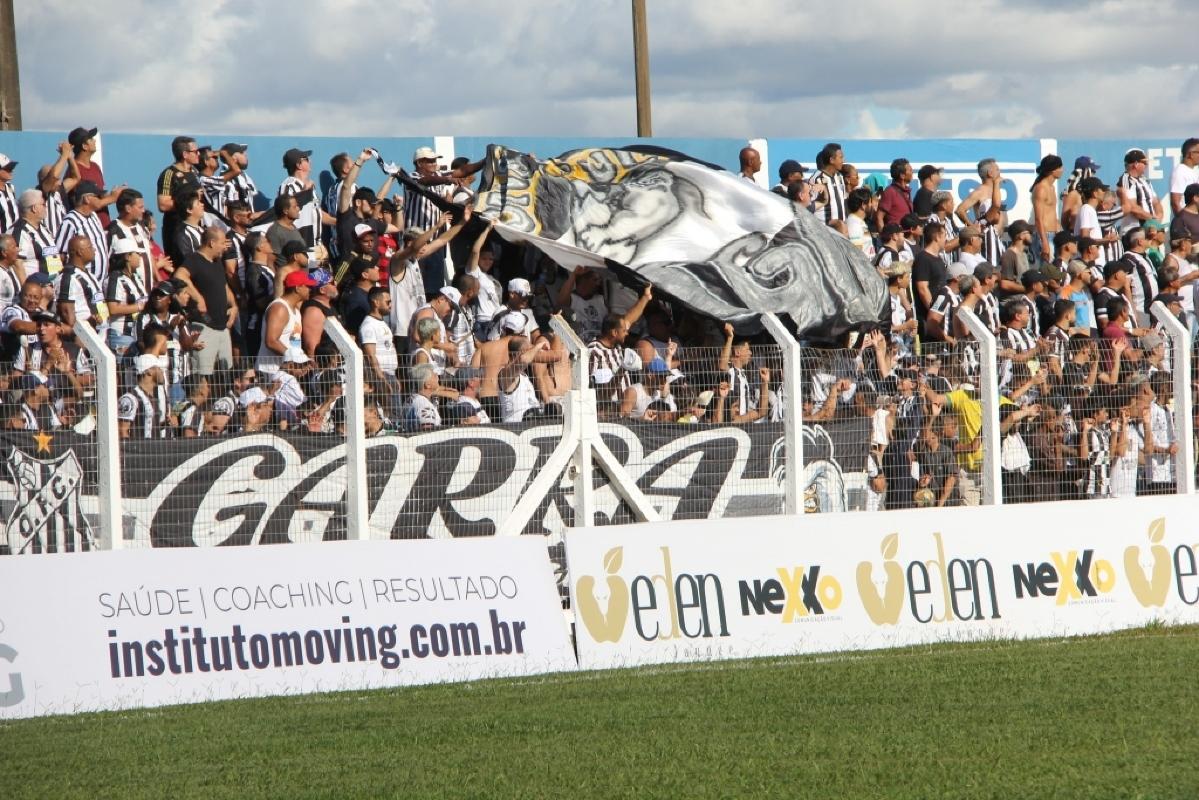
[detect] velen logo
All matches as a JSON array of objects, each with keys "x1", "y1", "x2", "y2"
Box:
[
  {"x1": 1012, "y1": 549, "x2": 1116, "y2": 604},
  {"x1": 575, "y1": 546, "x2": 730, "y2": 643},
  {"x1": 1125, "y1": 518, "x2": 1172, "y2": 608},
  {"x1": 856, "y1": 532, "x2": 1000, "y2": 625},
  {"x1": 739, "y1": 566, "x2": 842, "y2": 621},
  {"x1": 576, "y1": 547, "x2": 630, "y2": 642},
  {"x1": 857, "y1": 533, "x2": 905, "y2": 625}
]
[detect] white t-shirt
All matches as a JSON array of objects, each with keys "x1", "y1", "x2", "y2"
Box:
[
  {"x1": 499, "y1": 372, "x2": 541, "y2": 423},
  {"x1": 1073, "y1": 204, "x2": 1106, "y2": 266},
  {"x1": 273, "y1": 370, "x2": 306, "y2": 408},
  {"x1": 404, "y1": 393, "x2": 441, "y2": 431},
  {"x1": 846, "y1": 216, "x2": 875, "y2": 258},
  {"x1": 1170, "y1": 162, "x2": 1199, "y2": 201},
  {"x1": 570, "y1": 292, "x2": 607, "y2": 343},
  {"x1": 959, "y1": 251, "x2": 986, "y2": 271},
  {"x1": 389, "y1": 260, "x2": 425, "y2": 337},
  {"x1": 360, "y1": 314, "x2": 398, "y2": 374}
]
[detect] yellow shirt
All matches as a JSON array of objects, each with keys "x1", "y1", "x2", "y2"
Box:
[{"x1": 946, "y1": 388, "x2": 983, "y2": 471}]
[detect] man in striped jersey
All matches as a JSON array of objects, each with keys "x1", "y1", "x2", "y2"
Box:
[
  {"x1": 406, "y1": 146, "x2": 455, "y2": 298},
  {"x1": 1117, "y1": 149, "x2": 1163, "y2": 233},
  {"x1": 171, "y1": 189, "x2": 206, "y2": 260},
  {"x1": 925, "y1": 262, "x2": 969, "y2": 346},
  {"x1": 118, "y1": 354, "x2": 171, "y2": 439},
  {"x1": 809, "y1": 143, "x2": 846, "y2": 226},
  {"x1": 55, "y1": 235, "x2": 106, "y2": 331},
  {"x1": 219, "y1": 143, "x2": 259, "y2": 218},
  {"x1": 36, "y1": 142, "x2": 80, "y2": 240},
  {"x1": 955, "y1": 159, "x2": 1005, "y2": 267},
  {"x1": 54, "y1": 182, "x2": 109, "y2": 284},
  {"x1": 0, "y1": 234, "x2": 24, "y2": 309},
  {"x1": 998, "y1": 297, "x2": 1042, "y2": 390},
  {"x1": 278, "y1": 148, "x2": 335, "y2": 262},
  {"x1": 0, "y1": 153, "x2": 18, "y2": 234},
  {"x1": 973, "y1": 264, "x2": 1002, "y2": 335},
  {"x1": 586, "y1": 313, "x2": 632, "y2": 404},
  {"x1": 0, "y1": 279, "x2": 45, "y2": 367},
  {"x1": 11, "y1": 190, "x2": 53, "y2": 276},
  {"x1": 108, "y1": 189, "x2": 165, "y2": 294},
  {"x1": 1119, "y1": 228, "x2": 1159, "y2": 326},
  {"x1": 105, "y1": 238, "x2": 148, "y2": 356}
]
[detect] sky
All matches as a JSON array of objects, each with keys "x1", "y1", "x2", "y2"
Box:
[{"x1": 13, "y1": 0, "x2": 1198, "y2": 140}]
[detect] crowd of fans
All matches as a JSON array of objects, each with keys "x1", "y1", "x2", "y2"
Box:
[{"x1": 0, "y1": 129, "x2": 1196, "y2": 509}]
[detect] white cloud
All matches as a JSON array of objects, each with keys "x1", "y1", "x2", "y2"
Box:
[{"x1": 12, "y1": 0, "x2": 1198, "y2": 141}]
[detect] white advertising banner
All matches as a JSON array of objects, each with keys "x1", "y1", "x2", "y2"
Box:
[
  {"x1": 566, "y1": 495, "x2": 1199, "y2": 669},
  {"x1": 0, "y1": 538, "x2": 575, "y2": 719}
]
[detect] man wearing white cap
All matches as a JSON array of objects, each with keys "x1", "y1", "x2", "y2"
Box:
[
  {"x1": 272, "y1": 347, "x2": 310, "y2": 410},
  {"x1": 0, "y1": 153, "x2": 18, "y2": 234},
  {"x1": 405, "y1": 146, "x2": 455, "y2": 297},
  {"x1": 119, "y1": 354, "x2": 170, "y2": 439}
]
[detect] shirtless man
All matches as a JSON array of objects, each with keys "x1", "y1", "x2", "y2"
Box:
[
  {"x1": 955, "y1": 159, "x2": 1007, "y2": 267},
  {"x1": 531, "y1": 330, "x2": 572, "y2": 407},
  {"x1": 1031, "y1": 155, "x2": 1064, "y2": 263},
  {"x1": 472, "y1": 310, "x2": 528, "y2": 422}
]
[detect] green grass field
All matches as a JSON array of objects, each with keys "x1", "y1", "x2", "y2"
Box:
[{"x1": 3, "y1": 624, "x2": 1197, "y2": 799}]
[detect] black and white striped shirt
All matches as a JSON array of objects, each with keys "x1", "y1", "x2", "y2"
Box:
[
  {"x1": 44, "y1": 190, "x2": 67, "y2": 239},
  {"x1": 1086, "y1": 425, "x2": 1111, "y2": 497},
  {"x1": 177, "y1": 399, "x2": 204, "y2": 437},
  {"x1": 222, "y1": 172, "x2": 259, "y2": 212},
  {"x1": 810, "y1": 169, "x2": 847, "y2": 223},
  {"x1": 11, "y1": 218, "x2": 55, "y2": 274},
  {"x1": 55, "y1": 209, "x2": 110, "y2": 284},
  {"x1": 1096, "y1": 207, "x2": 1124, "y2": 263},
  {"x1": 1094, "y1": 286, "x2": 1122, "y2": 328},
  {"x1": 20, "y1": 402, "x2": 61, "y2": 431},
  {"x1": 1116, "y1": 172, "x2": 1157, "y2": 228},
  {"x1": 727, "y1": 365, "x2": 758, "y2": 417},
  {"x1": 279, "y1": 176, "x2": 322, "y2": 253},
  {"x1": 586, "y1": 341, "x2": 628, "y2": 402},
  {"x1": 1123, "y1": 251, "x2": 1158, "y2": 318},
  {"x1": 1046, "y1": 325, "x2": 1071, "y2": 365},
  {"x1": 0, "y1": 265, "x2": 20, "y2": 309},
  {"x1": 107, "y1": 219, "x2": 156, "y2": 293},
  {"x1": 106, "y1": 272, "x2": 146, "y2": 339},
  {"x1": 978, "y1": 199, "x2": 1005, "y2": 266},
  {"x1": 175, "y1": 222, "x2": 204, "y2": 260},
  {"x1": 928, "y1": 213, "x2": 960, "y2": 265},
  {"x1": 978, "y1": 292, "x2": 1001, "y2": 334},
  {"x1": 0, "y1": 183, "x2": 17, "y2": 234},
  {"x1": 403, "y1": 181, "x2": 452, "y2": 235},
  {"x1": 118, "y1": 385, "x2": 168, "y2": 439},
  {"x1": 55, "y1": 266, "x2": 105, "y2": 326},
  {"x1": 198, "y1": 174, "x2": 225, "y2": 218},
  {"x1": 928, "y1": 286, "x2": 961, "y2": 339}
]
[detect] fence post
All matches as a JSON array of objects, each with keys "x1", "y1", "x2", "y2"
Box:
[
  {"x1": 760, "y1": 313, "x2": 804, "y2": 516},
  {"x1": 322, "y1": 317, "x2": 369, "y2": 540},
  {"x1": 955, "y1": 307, "x2": 1002, "y2": 506},
  {"x1": 73, "y1": 321, "x2": 121, "y2": 550},
  {"x1": 1150, "y1": 301, "x2": 1195, "y2": 495}
]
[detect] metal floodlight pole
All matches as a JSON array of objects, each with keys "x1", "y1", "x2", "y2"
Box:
[
  {"x1": 632, "y1": 0, "x2": 652, "y2": 137},
  {"x1": 0, "y1": 0, "x2": 20, "y2": 130}
]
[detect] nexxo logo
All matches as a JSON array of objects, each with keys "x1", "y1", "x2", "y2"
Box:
[
  {"x1": 1012, "y1": 549, "x2": 1116, "y2": 603},
  {"x1": 575, "y1": 546, "x2": 730, "y2": 643},
  {"x1": 738, "y1": 566, "x2": 842, "y2": 621},
  {"x1": 856, "y1": 533, "x2": 1001, "y2": 625}
]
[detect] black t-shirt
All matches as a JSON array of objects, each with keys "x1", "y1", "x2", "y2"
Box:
[
  {"x1": 913, "y1": 187, "x2": 935, "y2": 217},
  {"x1": 911, "y1": 251, "x2": 947, "y2": 320},
  {"x1": 157, "y1": 166, "x2": 201, "y2": 245},
  {"x1": 182, "y1": 252, "x2": 229, "y2": 329},
  {"x1": 336, "y1": 211, "x2": 384, "y2": 259},
  {"x1": 339, "y1": 285, "x2": 371, "y2": 341}
]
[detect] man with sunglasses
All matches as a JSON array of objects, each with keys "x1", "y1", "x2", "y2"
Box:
[
  {"x1": 156, "y1": 136, "x2": 203, "y2": 264},
  {"x1": 1117, "y1": 149, "x2": 1163, "y2": 233}
]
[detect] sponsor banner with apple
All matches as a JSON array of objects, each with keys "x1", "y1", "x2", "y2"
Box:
[
  {"x1": 0, "y1": 538, "x2": 575, "y2": 720},
  {"x1": 566, "y1": 495, "x2": 1199, "y2": 670}
]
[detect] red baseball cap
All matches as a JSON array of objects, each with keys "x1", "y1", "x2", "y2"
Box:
[{"x1": 284, "y1": 271, "x2": 317, "y2": 289}]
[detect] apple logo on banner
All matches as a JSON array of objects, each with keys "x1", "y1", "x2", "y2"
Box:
[
  {"x1": 856, "y1": 533, "x2": 905, "y2": 625},
  {"x1": 1125, "y1": 518, "x2": 1171, "y2": 608},
  {"x1": 576, "y1": 547, "x2": 630, "y2": 643}
]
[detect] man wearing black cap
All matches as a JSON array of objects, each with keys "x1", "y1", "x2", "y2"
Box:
[
  {"x1": 0, "y1": 152, "x2": 18, "y2": 234},
  {"x1": 278, "y1": 147, "x2": 336, "y2": 262},
  {"x1": 335, "y1": 149, "x2": 398, "y2": 251},
  {"x1": 54, "y1": 182, "x2": 110, "y2": 284},
  {"x1": 156, "y1": 136, "x2": 203, "y2": 265},
  {"x1": 1117, "y1": 149, "x2": 1163, "y2": 233},
  {"x1": 218, "y1": 143, "x2": 258, "y2": 215},
  {"x1": 1072, "y1": 175, "x2": 1117, "y2": 267},
  {"x1": 999, "y1": 220, "x2": 1034, "y2": 295},
  {"x1": 912, "y1": 165, "x2": 942, "y2": 217},
  {"x1": 771, "y1": 160, "x2": 805, "y2": 198},
  {"x1": 68, "y1": 126, "x2": 125, "y2": 229}
]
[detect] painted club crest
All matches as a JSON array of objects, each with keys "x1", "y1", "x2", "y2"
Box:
[{"x1": 5, "y1": 447, "x2": 95, "y2": 555}]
